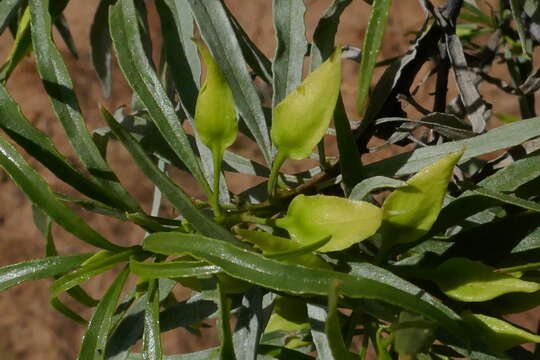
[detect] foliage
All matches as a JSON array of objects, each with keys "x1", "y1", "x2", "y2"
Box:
[{"x1": 0, "y1": 0, "x2": 539, "y2": 359}]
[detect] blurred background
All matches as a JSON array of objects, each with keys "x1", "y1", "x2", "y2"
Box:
[{"x1": 0, "y1": 0, "x2": 536, "y2": 358}]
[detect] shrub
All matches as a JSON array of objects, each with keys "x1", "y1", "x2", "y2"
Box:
[{"x1": 0, "y1": 0, "x2": 540, "y2": 359}]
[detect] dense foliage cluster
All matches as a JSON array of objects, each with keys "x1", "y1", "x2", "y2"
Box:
[{"x1": 0, "y1": 0, "x2": 539, "y2": 359}]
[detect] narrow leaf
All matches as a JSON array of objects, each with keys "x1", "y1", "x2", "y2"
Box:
[
  {"x1": 272, "y1": 0, "x2": 307, "y2": 106},
  {"x1": 51, "y1": 248, "x2": 138, "y2": 299},
  {"x1": 143, "y1": 232, "x2": 468, "y2": 343},
  {"x1": 78, "y1": 268, "x2": 130, "y2": 360},
  {"x1": 0, "y1": 254, "x2": 91, "y2": 292},
  {"x1": 109, "y1": 0, "x2": 210, "y2": 194},
  {"x1": 130, "y1": 258, "x2": 221, "y2": 279},
  {"x1": 90, "y1": 0, "x2": 115, "y2": 96},
  {"x1": 0, "y1": 135, "x2": 121, "y2": 251},
  {"x1": 142, "y1": 280, "x2": 162, "y2": 360},
  {"x1": 217, "y1": 280, "x2": 236, "y2": 359},
  {"x1": 29, "y1": 0, "x2": 140, "y2": 212},
  {"x1": 356, "y1": 0, "x2": 392, "y2": 115},
  {"x1": 0, "y1": 0, "x2": 22, "y2": 35},
  {"x1": 326, "y1": 282, "x2": 357, "y2": 360}
]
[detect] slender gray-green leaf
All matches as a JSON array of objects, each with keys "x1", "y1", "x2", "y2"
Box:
[
  {"x1": 186, "y1": 0, "x2": 273, "y2": 165},
  {"x1": 468, "y1": 187, "x2": 540, "y2": 212},
  {"x1": 0, "y1": 135, "x2": 121, "y2": 251},
  {"x1": 224, "y1": 5, "x2": 272, "y2": 84},
  {"x1": 28, "y1": 0, "x2": 140, "y2": 213},
  {"x1": 356, "y1": 0, "x2": 392, "y2": 115},
  {"x1": 156, "y1": 0, "x2": 199, "y2": 116},
  {"x1": 479, "y1": 150, "x2": 540, "y2": 191},
  {"x1": 376, "y1": 114, "x2": 476, "y2": 140},
  {"x1": 0, "y1": 83, "x2": 131, "y2": 210},
  {"x1": 143, "y1": 233, "x2": 467, "y2": 343},
  {"x1": 101, "y1": 106, "x2": 242, "y2": 245},
  {"x1": 349, "y1": 176, "x2": 406, "y2": 200},
  {"x1": 364, "y1": 117, "x2": 540, "y2": 177},
  {"x1": 272, "y1": 0, "x2": 307, "y2": 106},
  {"x1": 0, "y1": 254, "x2": 91, "y2": 292},
  {"x1": 142, "y1": 280, "x2": 162, "y2": 360},
  {"x1": 109, "y1": 0, "x2": 210, "y2": 194},
  {"x1": 51, "y1": 247, "x2": 139, "y2": 299},
  {"x1": 130, "y1": 258, "x2": 221, "y2": 279},
  {"x1": 0, "y1": 0, "x2": 22, "y2": 35},
  {"x1": 54, "y1": 14, "x2": 79, "y2": 59},
  {"x1": 78, "y1": 268, "x2": 130, "y2": 360},
  {"x1": 90, "y1": 0, "x2": 115, "y2": 96}
]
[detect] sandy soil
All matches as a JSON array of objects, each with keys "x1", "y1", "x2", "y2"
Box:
[{"x1": 0, "y1": 1, "x2": 537, "y2": 359}]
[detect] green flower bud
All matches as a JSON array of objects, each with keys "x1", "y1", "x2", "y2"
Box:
[
  {"x1": 193, "y1": 38, "x2": 237, "y2": 156},
  {"x1": 271, "y1": 48, "x2": 342, "y2": 160},
  {"x1": 276, "y1": 194, "x2": 382, "y2": 252},
  {"x1": 379, "y1": 149, "x2": 464, "y2": 253}
]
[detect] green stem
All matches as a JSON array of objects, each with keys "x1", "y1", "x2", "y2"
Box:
[
  {"x1": 211, "y1": 147, "x2": 224, "y2": 220},
  {"x1": 267, "y1": 151, "x2": 287, "y2": 201},
  {"x1": 497, "y1": 262, "x2": 540, "y2": 274}
]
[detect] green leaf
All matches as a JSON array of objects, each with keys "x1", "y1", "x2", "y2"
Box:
[
  {"x1": 51, "y1": 248, "x2": 138, "y2": 299},
  {"x1": 90, "y1": 0, "x2": 115, "y2": 96},
  {"x1": 462, "y1": 313, "x2": 540, "y2": 353},
  {"x1": 271, "y1": 48, "x2": 342, "y2": 161},
  {"x1": 479, "y1": 150, "x2": 540, "y2": 192},
  {"x1": 265, "y1": 295, "x2": 309, "y2": 336},
  {"x1": 186, "y1": 0, "x2": 273, "y2": 165},
  {"x1": 142, "y1": 280, "x2": 162, "y2": 360},
  {"x1": 325, "y1": 282, "x2": 357, "y2": 360},
  {"x1": 432, "y1": 258, "x2": 540, "y2": 302},
  {"x1": 272, "y1": 0, "x2": 307, "y2": 106},
  {"x1": 307, "y1": 303, "x2": 336, "y2": 359},
  {"x1": 78, "y1": 267, "x2": 130, "y2": 360},
  {"x1": 0, "y1": 135, "x2": 121, "y2": 251},
  {"x1": 349, "y1": 176, "x2": 406, "y2": 201},
  {"x1": 0, "y1": 0, "x2": 22, "y2": 35},
  {"x1": 356, "y1": 0, "x2": 392, "y2": 115},
  {"x1": 379, "y1": 150, "x2": 463, "y2": 252},
  {"x1": 29, "y1": 0, "x2": 140, "y2": 213},
  {"x1": 130, "y1": 258, "x2": 221, "y2": 279},
  {"x1": 237, "y1": 229, "x2": 331, "y2": 269},
  {"x1": 155, "y1": 0, "x2": 200, "y2": 117},
  {"x1": 193, "y1": 37, "x2": 238, "y2": 156},
  {"x1": 143, "y1": 232, "x2": 468, "y2": 343},
  {"x1": 364, "y1": 117, "x2": 540, "y2": 177},
  {"x1": 109, "y1": 0, "x2": 210, "y2": 194},
  {"x1": 0, "y1": 6, "x2": 31, "y2": 82},
  {"x1": 101, "y1": 106, "x2": 241, "y2": 245},
  {"x1": 276, "y1": 194, "x2": 382, "y2": 252},
  {"x1": 0, "y1": 83, "x2": 129, "y2": 209},
  {"x1": 0, "y1": 254, "x2": 91, "y2": 292}
]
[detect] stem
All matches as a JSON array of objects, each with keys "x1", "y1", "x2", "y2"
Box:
[
  {"x1": 267, "y1": 151, "x2": 287, "y2": 201},
  {"x1": 210, "y1": 147, "x2": 224, "y2": 220}
]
